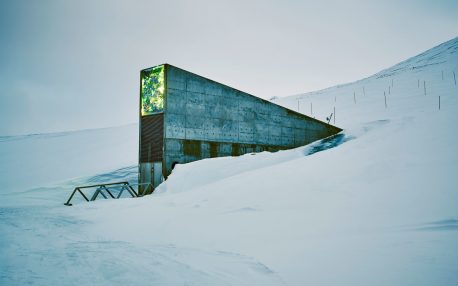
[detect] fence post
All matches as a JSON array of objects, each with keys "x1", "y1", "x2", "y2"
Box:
[
  {"x1": 384, "y1": 92, "x2": 387, "y2": 109},
  {"x1": 333, "y1": 106, "x2": 336, "y2": 124}
]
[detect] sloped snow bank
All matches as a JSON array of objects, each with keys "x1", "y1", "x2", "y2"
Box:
[{"x1": 1, "y1": 37, "x2": 458, "y2": 285}]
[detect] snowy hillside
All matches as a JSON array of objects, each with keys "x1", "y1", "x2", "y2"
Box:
[
  {"x1": 1, "y1": 37, "x2": 458, "y2": 285},
  {"x1": 273, "y1": 37, "x2": 458, "y2": 129},
  {"x1": 0, "y1": 124, "x2": 138, "y2": 199}
]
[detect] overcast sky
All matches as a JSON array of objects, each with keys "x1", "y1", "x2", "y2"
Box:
[{"x1": 1, "y1": 0, "x2": 457, "y2": 135}]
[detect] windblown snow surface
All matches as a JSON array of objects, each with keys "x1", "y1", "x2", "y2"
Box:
[{"x1": 1, "y1": 37, "x2": 458, "y2": 285}]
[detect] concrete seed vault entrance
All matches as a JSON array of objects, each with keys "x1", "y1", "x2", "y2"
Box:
[{"x1": 138, "y1": 64, "x2": 342, "y2": 194}]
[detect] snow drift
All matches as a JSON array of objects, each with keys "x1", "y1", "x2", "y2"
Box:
[{"x1": 1, "y1": 37, "x2": 458, "y2": 285}]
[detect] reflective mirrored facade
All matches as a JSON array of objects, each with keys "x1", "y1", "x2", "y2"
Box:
[{"x1": 141, "y1": 65, "x2": 165, "y2": 116}]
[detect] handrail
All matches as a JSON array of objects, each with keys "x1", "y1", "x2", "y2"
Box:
[
  {"x1": 72, "y1": 181, "x2": 131, "y2": 189},
  {"x1": 64, "y1": 181, "x2": 151, "y2": 206}
]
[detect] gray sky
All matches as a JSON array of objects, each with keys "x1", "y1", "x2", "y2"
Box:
[{"x1": 1, "y1": 0, "x2": 457, "y2": 135}]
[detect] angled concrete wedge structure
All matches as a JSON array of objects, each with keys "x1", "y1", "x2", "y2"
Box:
[{"x1": 139, "y1": 64, "x2": 342, "y2": 194}]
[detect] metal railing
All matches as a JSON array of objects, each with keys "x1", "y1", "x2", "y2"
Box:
[{"x1": 64, "y1": 182, "x2": 152, "y2": 206}]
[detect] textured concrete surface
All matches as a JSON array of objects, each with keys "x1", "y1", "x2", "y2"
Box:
[{"x1": 161, "y1": 65, "x2": 341, "y2": 175}]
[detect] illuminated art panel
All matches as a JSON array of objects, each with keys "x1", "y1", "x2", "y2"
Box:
[{"x1": 141, "y1": 65, "x2": 165, "y2": 116}]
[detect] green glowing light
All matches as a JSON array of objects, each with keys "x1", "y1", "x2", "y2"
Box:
[{"x1": 141, "y1": 65, "x2": 165, "y2": 116}]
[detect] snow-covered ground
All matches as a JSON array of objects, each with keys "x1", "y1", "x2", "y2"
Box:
[{"x1": 1, "y1": 37, "x2": 458, "y2": 285}]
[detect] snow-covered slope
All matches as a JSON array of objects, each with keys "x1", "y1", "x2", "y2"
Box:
[
  {"x1": 273, "y1": 37, "x2": 458, "y2": 129},
  {"x1": 1, "y1": 37, "x2": 458, "y2": 286},
  {"x1": 0, "y1": 124, "x2": 138, "y2": 195}
]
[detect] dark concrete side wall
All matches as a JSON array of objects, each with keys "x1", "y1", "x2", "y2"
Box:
[{"x1": 163, "y1": 65, "x2": 341, "y2": 174}]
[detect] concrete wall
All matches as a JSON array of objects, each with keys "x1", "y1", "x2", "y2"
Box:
[{"x1": 161, "y1": 64, "x2": 341, "y2": 175}]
